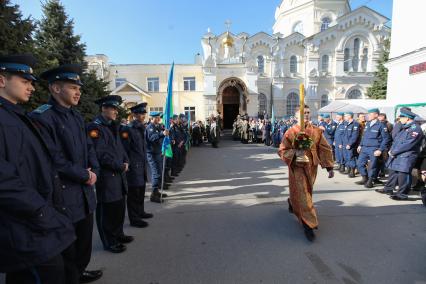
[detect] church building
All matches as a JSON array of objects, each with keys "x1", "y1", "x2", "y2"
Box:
[{"x1": 86, "y1": 0, "x2": 390, "y2": 128}]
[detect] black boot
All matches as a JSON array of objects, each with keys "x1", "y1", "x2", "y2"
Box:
[
  {"x1": 355, "y1": 176, "x2": 368, "y2": 185},
  {"x1": 348, "y1": 168, "x2": 356, "y2": 178},
  {"x1": 140, "y1": 212, "x2": 154, "y2": 219},
  {"x1": 150, "y1": 190, "x2": 167, "y2": 203},
  {"x1": 287, "y1": 198, "x2": 293, "y2": 214},
  {"x1": 364, "y1": 178, "x2": 374, "y2": 188},
  {"x1": 345, "y1": 167, "x2": 351, "y2": 175},
  {"x1": 130, "y1": 219, "x2": 149, "y2": 228},
  {"x1": 339, "y1": 165, "x2": 346, "y2": 173},
  {"x1": 150, "y1": 194, "x2": 164, "y2": 203},
  {"x1": 118, "y1": 235, "x2": 134, "y2": 244},
  {"x1": 303, "y1": 222, "x2": 315, "y2": 242},
  {"x1": 80, "y1": 270, "x2": 103, "y2": 284}
]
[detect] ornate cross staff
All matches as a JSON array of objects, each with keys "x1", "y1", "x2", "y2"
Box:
[{"x1": 295, "y1": 83, "x2": 312, "y2": 163}]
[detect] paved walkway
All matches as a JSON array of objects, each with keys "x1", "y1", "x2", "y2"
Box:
[
  {"x1": 2, "y1": 136, "x2": 426, "y2": 284},
  {"x1": 88, "y1": 136, "x2": 426, "y2": 284}
]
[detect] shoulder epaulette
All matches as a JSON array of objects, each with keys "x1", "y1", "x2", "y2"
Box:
[
  {"x1": 33, "y1": 104, "x2": 52, "y2": 114},
  {"x1": 94, "y1": 118, "x2": 102, "y2": 125}
]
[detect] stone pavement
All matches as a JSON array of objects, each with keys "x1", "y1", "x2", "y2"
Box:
[{"x1": 2, "y1": 136, "x2": 426, "y2": 284}]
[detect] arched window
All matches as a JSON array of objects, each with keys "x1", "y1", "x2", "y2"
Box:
[
  {"x1": 344, "y1": 48, "x2": 350, "y2": 72},
  {"x1": 361, "y1": 48, "x2": 368, "y2": 72},
  {"x1": 352, "y1": 38, "x2": 360, "y2": 72},
  {"x1": 258, "y1": 93, "x2": 267, "y2": 114},
  {"x1": 292, "y1": 21, "x2": 303, "y2": 34},
  {"x1": 290, "y1": 55, "x2": 298, "y2": 73},
  {"x1": 286, "y1": 92, "x2": 300, "y2": 115},
  {"x1": 321, "y1": 94, "x2": 329, "y2": 107},
  {"x1": 321, "y1": 55, "x2": 329, "y2": 72},
  {"x1": 321, "y1": 17, "x2": 332, "y2": 32},
  {"x1": 257, "y1": 56, "x2": 265, "y2": 74},
  {"x1": 347, "y1": 89, "x2": 362, "y2": 99}
]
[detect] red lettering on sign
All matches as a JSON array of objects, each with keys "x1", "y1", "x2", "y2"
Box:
[{"x1": 410, "y1": 62, "x2": 426, "y2": 75}]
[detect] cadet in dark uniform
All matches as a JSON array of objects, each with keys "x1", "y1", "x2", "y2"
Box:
[
  {"x1": 87, "y1": 95, "x2": 133, "y2": 253},
  {"x1": 179, "y1": 113, "x2": 188, "y2": 170},
  {"x1": 146, "y1": 111, "x2": 169, "y2": 203},
  {"x1": 334, "y1": 112, "x2": 346, "y2": 171},
  {"x1": 319, "y1": 113, "x2": 337, "y2": 148},
  {"x1": 169, "y1": 114, "x2": 179, "y2": 176},
  {"x1": 120, "y1": 103, "x2": 153, "y2": 228},
  {"x1": 356, "y1": 108, "x2": 390, "y2": 188},
  {"x1": 29, "y1": 64, "x2": 103, "y2": 283},
  {"x1": 343, "y1": 112, "x2": 360, "y2": 178},
  {"x1": 378, "y1": 109, "x2": 425, "y2": 199},
  {"x1": 0, "y1": 54, "x2": 75, "y2": 284}
]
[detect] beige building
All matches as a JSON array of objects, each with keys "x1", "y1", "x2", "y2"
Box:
[
  {"x1": 86, "y1": 0, "x2": 390, "y2": 128},
  {"x1": 87, "y1": 54, "x2": 205, "y2": 121}
]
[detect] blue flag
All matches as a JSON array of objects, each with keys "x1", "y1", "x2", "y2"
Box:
[{"x1": 162, "y1": 63, "x2": 174, "y2": 158}]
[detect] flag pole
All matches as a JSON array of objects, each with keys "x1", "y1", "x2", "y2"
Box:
[
  {"x1": 160, "y1": 62, "x2": 174, "y2": 203},
  {"x1": 160, "y1": 154, "x2": 166, "y2": 203}
]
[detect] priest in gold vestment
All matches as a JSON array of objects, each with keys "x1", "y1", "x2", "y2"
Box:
[{"x1": 278, "y1": 104, "x2": 334, "y2": 241}]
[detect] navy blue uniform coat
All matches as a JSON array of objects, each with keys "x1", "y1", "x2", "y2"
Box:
[{"x1": 0, "y1": 97, "x2": 75, "y2": 273}]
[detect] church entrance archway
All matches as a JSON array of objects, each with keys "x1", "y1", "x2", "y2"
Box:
[{"x1": 217, "y1": 78, "x2": 248, "y2": 129}]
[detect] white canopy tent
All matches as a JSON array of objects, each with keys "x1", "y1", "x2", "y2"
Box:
[{"x1": 318, "y1": 101, "x2": 368, "y2": 115}]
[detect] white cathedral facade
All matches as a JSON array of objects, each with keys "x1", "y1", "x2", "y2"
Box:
[{"x1": 86, "y1": 0, "x2": 390, "y2": 128}]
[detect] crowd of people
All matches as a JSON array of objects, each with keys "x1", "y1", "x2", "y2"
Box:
[
  {"x1": 233, "y1": 108, "x2": 426, "y2": 202},
  {"x1": 0, "y1": 54, "x2": 194, "y2": 284},
  {"x1": 1, "y1": 53, "x2": 426, "y2": 282},
  {"x1": 276, "y1": 104, "x2": 426, "y2": 241},
  {"x1": 316, "y1": 109, "x2": 426, "y2": 201},
  {"x1": 185, "y1": 115, "x2": 222, "y2": 148},
  {"x1": 232, "y1": 114, "x2": 303, "y2": 146}
]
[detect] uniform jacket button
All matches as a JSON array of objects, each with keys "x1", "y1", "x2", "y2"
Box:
[{"x1": 62, "y1": 185, "x2": 66, "y2": 189}]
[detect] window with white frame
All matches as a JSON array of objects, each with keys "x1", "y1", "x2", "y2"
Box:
[
  {"x1": 150, "y1": 107, "x2": 163, "y2": 113},
  {"x1": 183, "y1": 77, "x2": 196, "y2": 91},
  {"x1": 115, "y1": 78, "x2": 126, "y2": 88},
  {"x1": 257, "y1": 56, "x2": 265, "y2": 74},
  {"x1": 184, "y1": 106, "x2": 196, "y2": 122},
  {"x1": 347, "y1": 89, "x2": 362, "y2": 99},
  {"x1": 286, "y1": 92, "x2": 299, "y2": 115},
  {"x1": 292, "y1": 21, "x2": 303, "y2": 34},
  {"x1": 147, "y1": 77, "x2": 159, "y2": 92},
  {"x1": 258, "y1": 93, "x2": 267, "y2": 114},
  {"x1": 344, "y1": 48, "x2": 350, "y2": 72},
  {"x1": 321, "y1": 17, "x2": 332, "y2": 32},
  {"x1": 321, "y1": 94, "x2": 329, "y2": 107},
  {"x1": 352, "y1": 38, "x2": 360, "y2": 72},
  {"x1": 290, "y1": 56, "x2": 298, "y2": 73},
  {"x1": 321, "y1": 55, "x2": 329, "y2": 72}
]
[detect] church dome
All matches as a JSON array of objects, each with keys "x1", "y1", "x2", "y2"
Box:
[{"x1": 222, "y1": 32, "x2": 234, "y2": 47}]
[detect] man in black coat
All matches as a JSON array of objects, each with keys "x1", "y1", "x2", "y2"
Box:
[
  {"x1": 87, "y1": 95, "x2": 133, "y2": 253},
  {"x1": 29, "y1": 64, "x2": 103, "y2": 283},
  {"x1": 0, "y1": 54, "x2": 75, "y2": 283},
  {"x1": 120, "y1": 103, "x2": 153, "y2": 228}
]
